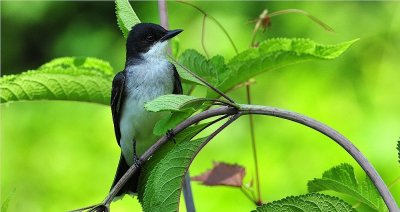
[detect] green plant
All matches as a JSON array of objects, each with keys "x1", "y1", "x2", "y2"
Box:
[{"x1": 1, "y1": 0, "x2": 398, "y2": 211}]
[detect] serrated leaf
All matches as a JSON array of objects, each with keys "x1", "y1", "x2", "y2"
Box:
[
  {"x1": 115, "y1": 0, "x2": 141, "y2": 38},
  {"x1": 219, "y1": 38, "x2": 359, "y2": 96},
  {"x1": 253, "y1": 193, "x2": 354, "y2": 212},
  {"x1": 173, "y1": 122, "x2": 210, "y2": 141},
  {"x1": 308, "y1": 163, "x2": 385, "y2": 211},
  {"x1": 178, "y1": 38, "x2": 358, "y2": 98},
  {"x1": 172, "y1": 60, "x2": 205, "y2": 87},
  {"x1": 0, "y1": 57, "x2": 114, "y2": 105},
  {"x1": 138, "y1": 136, "x2": 207, "y2": 212},
  {"x1": 178, "y1": 50, "x2": 228, "y2": 86},
  {"x1": 144, "y1": 94, "x2": 200, "y2": 112},
  {"x1": 145, "y1": 94, "x2": 213, "y2": 135}
]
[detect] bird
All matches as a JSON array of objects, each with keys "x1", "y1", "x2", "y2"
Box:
[{"x1": 110, "y1": 23, "x2": 183, "y2": 198}]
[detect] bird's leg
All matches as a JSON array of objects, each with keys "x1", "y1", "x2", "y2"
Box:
[
  {"x1": 132, "y1": 139, "x2": 140, "y2": 168},
  {"x1": 166, "y1": 129, "x2": 176, "y2": 144}
]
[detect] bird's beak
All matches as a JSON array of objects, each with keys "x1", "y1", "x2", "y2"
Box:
[{"x1": 160, "y1": 29, "x2": 183, "y2": 42}]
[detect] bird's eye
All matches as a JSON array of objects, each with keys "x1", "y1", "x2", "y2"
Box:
[{"x1": 146, "y1": 35, "x2": 154, "y2": 42}]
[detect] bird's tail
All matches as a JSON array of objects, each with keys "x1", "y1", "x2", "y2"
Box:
[{"x1": 111, "y1": 154, "x2": 141, "y2": 199}]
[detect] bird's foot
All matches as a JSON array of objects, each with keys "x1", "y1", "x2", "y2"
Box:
[
  {"x1": 133, "y1": 154, "x2": 140, "y2": 168},
  {"x1": 166, "y1": 129, "x2": 176, "y2": 144}
]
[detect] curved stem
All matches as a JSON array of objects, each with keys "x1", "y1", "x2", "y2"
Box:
[
  {"x1": 268, "y1": 9, "x2": 334, "y2": 33},
  {"x1": 182, "y1": 97, "x2": 239, "y2": 109},
  {"x1": 238, "y1": 105, "x2": 398, "y2": 211},
  {"x1": 201, "y1": 15, "x2": 210, "y2": 58},
  {"x1": 207, "y1": 15, "x2": 239, "y2": 54},
  {"x1": 79, "y1": 105, "x2": 398, "y2": 211},
  {"x1": 176, "y1": 0, "x2": 239, "y2": 54}
]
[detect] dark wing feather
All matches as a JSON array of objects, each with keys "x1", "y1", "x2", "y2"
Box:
[
  {"x1": 172, "y1": 64, "x2": 183, "y2": 95},
  {"x1": 111, "y1": 71, "x2": 126, "y2": 146}
]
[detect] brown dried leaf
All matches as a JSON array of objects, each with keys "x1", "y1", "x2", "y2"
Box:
[{"x1": 191, "y1": 162, "x2": 246, "y2": 187}]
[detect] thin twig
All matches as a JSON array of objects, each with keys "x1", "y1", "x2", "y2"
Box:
[
  {"x1": 196, "y1": 113, "x2": 240, "y2": 151},
  {"x1": 181, "y1": 97, "x2": 239, "y2": 110},
  {"x1": 245, "y1": 86, "x2": 262, "y2": 205},
  {"x1": 268, "y1": 9, "x2": 334, "y2": 32},
  {"x1": 241, "y1": 186, "x2": 257, "y2": 205},
  {"x1": 168, "y1": 55, "x2": 236, "y2": 103},
  {"x1": 182, "y1": 172, "x2": 195, "y2": 212},
  {"x1": 201, "y1": 15, "x2": 210, "y2": 58},
  {"x1": 250, "y1": 9, "x2": 334, "y2": 49},
  {"x1": 176, "y1": 0, "x2": 239, "y2": 54},
  {"x1": 158, "y1": 0, "x2": 169, "y2": 29}
]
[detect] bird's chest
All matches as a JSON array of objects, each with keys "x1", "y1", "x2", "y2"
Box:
[
  {"x1": 122, "y1": 60, "x2": 173, "y2": 124},
  {"x1": 126, "y1": 60, "x2": 173, "y2": 98}
]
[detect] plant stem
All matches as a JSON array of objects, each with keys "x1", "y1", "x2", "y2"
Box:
[
  {"x1": 157, "y1": 1, "x2": 195, "y2": 211},
  {"x1": 268, "y1": 9, "x2": 334, "y2": 32},
  {"x1": 239, "y1": 105, "x2": 398, "y2": 211},
  {"x1": 246, "y1": 86, "x2": 262, "y2": 205},
  {"x1": 169, "y1": 55, "x2": 236, "y2": 103},
  {"x1": 240, "y1": 187, "x2": 257, "y2": 205},
  {"x1": 181, "y1": 97, "x2": 239, "y2": 109},
  {"x1": 176, "y1": 0, "x2": 239, "y2": 54},
  {"x1": 182, "y1": 172, "x2": 195, "y2": 212},
  {"x1": 158, "y1": 0, "x2": 169, "y2": 29},
  {"x1": 77, "y1": 105, "x2": 398, "y2": 211},
  {"x1": 201, "y1": 15, "x2": 210, "y2": 58}
]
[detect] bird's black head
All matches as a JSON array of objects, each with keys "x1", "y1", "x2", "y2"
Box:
[{"x1": 126, "y1": 23, "x2": 183, "y2": 60}]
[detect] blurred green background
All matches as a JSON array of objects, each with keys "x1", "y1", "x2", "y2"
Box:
[{"x1": 1, "y1": 1, "x2": 400, "y2": 211}]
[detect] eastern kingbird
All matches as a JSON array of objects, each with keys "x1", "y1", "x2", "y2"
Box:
[{"x1": 110, "y1": 23, "x2": 183, "y2": 198}]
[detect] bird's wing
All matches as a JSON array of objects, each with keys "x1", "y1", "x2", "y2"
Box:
[
  {"x1": 111, "y1": 71, "x2": 126, "y2": 146},
  {"x1": 172, "y1": 64, "x2": 183, "y2": 95}
]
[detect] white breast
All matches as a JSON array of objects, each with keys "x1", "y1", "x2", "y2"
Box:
[{"x1": 119, "y1": 56, "x2": 174, "y2": 165}]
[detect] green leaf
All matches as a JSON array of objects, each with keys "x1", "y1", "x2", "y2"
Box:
[
  {"x1": 0, "y1": 57, "x2": 114, "y2": 105},
  {"x1": 138, "y1": 135, "x2": 208, "y2": 211},
  {"x1": 220, "y1": 38, "x2": 359, "y2": 96},
  {"x1": 144, "y1": 94, "x2": 200, "y2": 112},
  {"x1": 178, "y1": 49, "x2": 228, "y2": 86},
  {"x1": 115, "y1": 0, "x2": 141, "y2": 38},
  {"x1": 173, "y1": 122, "x2": 210, "y2": 141},
  {"x1": 179, "y1": 38, "x2": 358, "y2": 98},
  {"x1": 171, "y1": 60, "x2": 205, "y2": 87},
  {"x1": 153, "y1": 111, "x2": 192, "y2": 136},
  {"x1": 145, "y1": 94, "x2": 212, "y2": 135},
  {"x1": 308, "y1": 163, "x2": 385, "y2": 211},
  {"x1": 253, "y1": 193, "x2": 354, "y2": 212}
]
